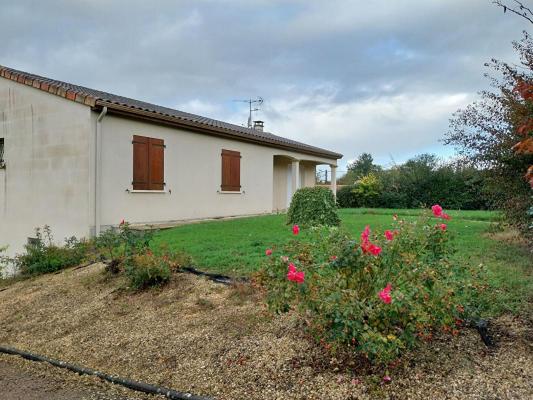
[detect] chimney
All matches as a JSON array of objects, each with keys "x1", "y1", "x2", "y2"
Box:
[{"x1": 253, "y1": 120, "x2": 264, "y2": 132}]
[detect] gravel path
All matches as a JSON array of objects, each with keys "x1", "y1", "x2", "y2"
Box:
[
  {"x1": 0, "y1": 354, "x2": 151, "y2": 400},
  {"x1": 0, "y1": 264, "x2": 531, "y2": 399}
]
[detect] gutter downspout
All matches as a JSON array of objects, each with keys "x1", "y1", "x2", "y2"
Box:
[{"x1": 95, "y1": 107, "x2": 107, "y2": 237}]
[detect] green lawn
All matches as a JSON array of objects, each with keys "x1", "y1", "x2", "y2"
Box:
[
  {"x1": 153, "y1": 208, "x2": 502, "y2": 274},
  {"x1": 153, "y1": 208, "x2": 531, "y2": 315}
]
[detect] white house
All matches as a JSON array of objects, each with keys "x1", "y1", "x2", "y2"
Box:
[{"x1": 0, "y1": 65, "x2": 342, "y2": 255}]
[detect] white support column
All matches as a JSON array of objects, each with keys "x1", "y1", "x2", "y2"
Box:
[
  {"x1": 331, "y1": 165, "x2": 337, "y2": 199},
  {"x1": 291, "y1": 160, "x2": 300, "y2": 197}
]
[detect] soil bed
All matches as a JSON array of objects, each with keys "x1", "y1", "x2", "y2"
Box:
[{"x1": 0, "y1": 264, "x2": 531, "y2": 399}]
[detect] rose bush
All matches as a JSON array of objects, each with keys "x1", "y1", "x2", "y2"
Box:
[{"x1": 258, "y1": 206, "x2": 473, "y2": 365}]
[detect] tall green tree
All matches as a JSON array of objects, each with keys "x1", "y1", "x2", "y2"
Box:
[{"x1": 339, "y1": 153, "x2": 381, "y2": 184}]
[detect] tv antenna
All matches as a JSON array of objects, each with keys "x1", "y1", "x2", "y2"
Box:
[{"x1": 233, "y1": 97, "x2": 264, "y2": 128}]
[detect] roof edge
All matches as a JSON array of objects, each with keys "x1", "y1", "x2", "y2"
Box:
[
  {"x1": 96, "y1": 100, "x2": 343, "y2": 160},
  {"x1": 0, "y1": 65, "x2": 342, "y2": 160},
  {"x1": 0, "y1": 66, "x2": 98, "y2": 107}
]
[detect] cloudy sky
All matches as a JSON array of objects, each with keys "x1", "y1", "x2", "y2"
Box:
[{"x1": 0, "y1": 0, "x2": 529, "y2": 170}]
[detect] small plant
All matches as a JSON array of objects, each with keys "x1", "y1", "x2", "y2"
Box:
[
  {"x1": 95, "y1": 222, "x2": 154, "y2": 264},
  {"x1": 287, "y1": 186, "x2": 340, "y2": 227},
  {"x1": 15, "y1": 226, "x2": 88, "y2": 275},
  {"x1": 95, "y1": 221, "x2": 191, "y2": 290},
  {"x1": 259, "y1": 205, "x2": 477, "y2": 365},
  {"x1": 124, "y1": 252, "x2": 171, "y2": 289}
]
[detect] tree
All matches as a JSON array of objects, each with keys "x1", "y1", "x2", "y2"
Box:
[
  {"x1": 493, "y1": 2, "x2": 533, "y2": 187},
  {"x1": 339, "y1": 153, "x2": 381, "y2": 184},
  {"x1": 444, "y1": 32, "x2": 533, "y2": 239}
]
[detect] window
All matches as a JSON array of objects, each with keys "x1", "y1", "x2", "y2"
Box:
[
  {"x1": 132, "y1": 135, "x2": 165, "y2": 190},
  {"x1": 221, "y1": 149, "x2": 241, "y2": 191}
]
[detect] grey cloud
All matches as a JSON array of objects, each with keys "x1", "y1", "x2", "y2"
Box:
[{"x1": 0, "y1": 0, "x2": 529, "y2": 168}]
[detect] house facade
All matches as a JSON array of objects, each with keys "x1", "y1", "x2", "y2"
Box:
[{"x1": 0, "y1": 66, "x2": 341, "y2": 256}]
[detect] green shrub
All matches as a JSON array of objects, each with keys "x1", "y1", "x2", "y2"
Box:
[
  {"x1": 124, "y1": 252, "x2": 171, "y2": 289},
  {"x1": 259, "y1": 207, "x2": 479, "y2": 365},
  {"x1": 287, "y1": 186, "x2": 340, "y2": 227},
  {"x1": 16, "y1": 226, "x2": 88, "y2": 275},
  {"x1": 353, "y1": 173, "x2": 382, "y2": 207},
  {"x1": 95, "y1": 222, "x2": 154, "y2": 264},
  {"x1": 336, "y1": 185, "x2": 359, "y2": 208},
  {"x1": 95, "y1": 222, "x2": 191, "y2": 290}
]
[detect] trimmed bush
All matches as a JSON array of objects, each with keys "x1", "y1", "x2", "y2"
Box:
[{"x1": 287, "y1": 186, "x2": 340, "y2": 227}]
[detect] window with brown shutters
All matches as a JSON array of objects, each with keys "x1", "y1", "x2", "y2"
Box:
[
  {"x1": 132, "y1": 135, "x2": 165, "y2": 190},
  {"x1": 221, "y1": 149, "x2": 241, "y2": 191}
]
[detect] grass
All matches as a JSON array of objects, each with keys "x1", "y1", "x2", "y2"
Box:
[
  {"x1": 152, "y1": 208, "x2": 502, "y2": 275},
  {"x1": 153, "y1": 208, "x2": 532, "y2": 316}
]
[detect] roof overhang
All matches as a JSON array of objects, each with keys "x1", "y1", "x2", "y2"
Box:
[{"x1": 95, "y1": 100, "x2": 343, "y2": 160}]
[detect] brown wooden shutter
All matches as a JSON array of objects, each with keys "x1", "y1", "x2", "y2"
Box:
[
  {"x1": 133, "y1": 135, "x2": 150, "y2": 190},
  {"x1": 221, "y1": 149, "x2": 241, "y2": 191},
  {"x1": 132, "y1": 135, "x2": 165, "y2": 190},
  {"x1": 149, "y1": 138, "x2": 165, "y2": 190}
]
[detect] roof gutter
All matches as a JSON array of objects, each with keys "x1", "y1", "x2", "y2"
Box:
[
  {"x1": 95, "y1": 106, "x2": 107, "y2": 237},
  {"x1": 95, "y1": 101, "x2": 343, "y2": 160}
]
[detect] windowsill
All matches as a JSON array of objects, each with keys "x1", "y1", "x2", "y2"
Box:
[
  {"x1": 218, "y1": 190, "x2": 245, "y2": 194},
  {"x1": 127, "y1": 189, "x2": 169, "y2": 194}
]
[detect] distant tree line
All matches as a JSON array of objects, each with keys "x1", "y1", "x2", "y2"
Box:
[{"x1": 336, "y1": 153, "x2": 490, "y2": 210}]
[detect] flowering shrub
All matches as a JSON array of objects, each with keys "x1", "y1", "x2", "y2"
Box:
[{"x1": 258, "y1": 207, "x2": 469, "y2": 365}]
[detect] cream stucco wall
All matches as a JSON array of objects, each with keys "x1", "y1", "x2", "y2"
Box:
[
  {"x1": 98, "y1": 114, "x2": 335, "y2": 226},
  {"x1": 0, "y1": 75, "x2": 338, "y2": 257},
  {"x1": 0, "y1": 78, "x2": 93, "y2": 256}
]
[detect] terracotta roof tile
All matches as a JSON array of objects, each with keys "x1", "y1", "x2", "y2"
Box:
[{"x1": 0, "y1": 65, "x2": 342, "y2": 159}]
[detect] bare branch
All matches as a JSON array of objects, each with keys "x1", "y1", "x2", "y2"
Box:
[{"x1": 493, "y1": 0, "x2": 533, "y2": 24}]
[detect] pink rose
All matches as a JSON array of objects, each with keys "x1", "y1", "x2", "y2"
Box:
[
  {"x1": 431, "y1": 204, "x2": 443, "y2": 217},
  {"x1": 439, "y1": 223, "x2": 447, "y2": 231},
  {"x1": 442, "y1": 213, "x2": 451, "y2": 220},
  {"x1": 369, "y1": 243, "x2": 382, "y2": 256},
  {"x1": 378, "y1": 283, "x2": 392, "y2": 304},
  {"x1": 384, "y1": 230, "x2": 394, "y2": 241},
  {"x1": 361, "y1": 241, "x2": 382, "y2": 256},
  {"x1": 287, "y1": 263, "x2": 305, "y2": 283},
  {"x1": 292, "y1": 225, "x2": 300, "y2": 235},
  {"x1": 265, "y1": 249, "x2": 272, "y2": 256}
]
